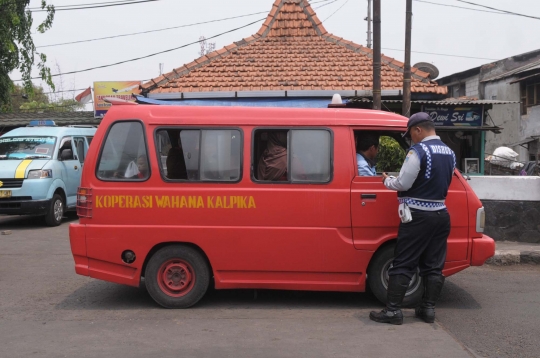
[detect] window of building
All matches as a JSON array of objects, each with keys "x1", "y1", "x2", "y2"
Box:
[
  {"x1": 253, "y1": 129, "x2": 332, "y2": 183},
  {"x1": 525, "y1": 82, "x2": 540, "y2": 107},
  {"x1": 155, "y1": 128, "x2": 242, "y2": 182},
  {"x1": 97, "y1": 121, "x2": 149, "y2": 181}
]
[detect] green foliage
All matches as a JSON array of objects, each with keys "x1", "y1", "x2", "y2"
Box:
[
  {"x1": 377, "y1": 136, "x2": 407, "y2": 173},
  {"x1": 9, "y1": 83, "x2": 84, "y2": 113},
  {"x1": 0, "y1": 1, "x2": 55, "y2": 112}
]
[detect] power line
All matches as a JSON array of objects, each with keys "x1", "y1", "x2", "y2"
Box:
[
  {"x1": 382, "y1": 47, "x2": 498, "y2": 61},
  {"x1": 36, "y1": 11, "x2": 269, "y2": 48},
  {"x1": 35, "y1": 0, "x2": 334, "y2": 48},
  {"x1": 414, "y1": 0, "x2": 507, "y2": 15},
  {"x1": 30, "y1": 0, "x2": 160, "y2": 12},
  {"x1": 28, "y1": 0, "x2": 144, "y2": 9},
  {"x1": 455, "y1": 0, "x2": 540, "y2": 20},
  {"x1": 13, "y1": 18, "x2": 266, "y2": 81},
  {"x1": 322, "y1": 0, "x2": 350, "y2": 22}
]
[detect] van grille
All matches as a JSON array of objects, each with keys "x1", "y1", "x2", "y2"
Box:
[{"x1": 0, "y1": 179, "x2": 24, "y2": 188}]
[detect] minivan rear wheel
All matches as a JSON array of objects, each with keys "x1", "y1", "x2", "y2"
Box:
[
  {"x1": 367, "y1": 244, "x2": 423, "y2": 308},
  {"x1": 44, "y1": 194, "x2": 64, "y2": 227},
  {"x1": 145, "y1": 245, "x2": 210, "y2": 308}
]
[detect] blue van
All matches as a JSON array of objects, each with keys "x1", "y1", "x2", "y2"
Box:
[{"x1": 0, "y1": 121, "x2": 97, "y2": 226}]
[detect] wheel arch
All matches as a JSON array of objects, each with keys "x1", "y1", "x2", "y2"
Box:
[
  {"x1": 366, "y1": 238, "x2": 396, "y2": 275},
  {"x1": 141, "y1": 242, "x2": 214, "y2": 282}
]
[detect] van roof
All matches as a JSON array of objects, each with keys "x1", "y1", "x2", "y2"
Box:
[
  {"x1": 2, "y1": 126, "x2": 97, "y2": 138},
  {"x1": 104, "y1": 105, "x2": 409, "y2": 129}
]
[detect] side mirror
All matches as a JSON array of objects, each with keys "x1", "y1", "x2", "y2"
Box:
[{"x1": 60, "y1": 149, "x2": 73, "y2": 161}]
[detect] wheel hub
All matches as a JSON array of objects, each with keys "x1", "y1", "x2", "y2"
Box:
[{"x1": 158, "y1": 260, "x2": 195, "y2": 297}]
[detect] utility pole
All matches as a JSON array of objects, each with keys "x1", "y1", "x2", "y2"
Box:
[
  {"x1": 372, "y1": 0, "x2": 381, "y2": 110},
  {"x1": 365, "y1": 0, "x2": 372, "y2": 49},
  {"x1": 402, "y1": 0, "x2": 413, "y2": 117}
]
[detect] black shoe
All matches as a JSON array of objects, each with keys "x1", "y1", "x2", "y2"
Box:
[
  {"x1": 369, "y1": 308, "x2": 403, "y2": 325},
  {"x1": 369, "y1": 274, "x2": 410, "y2": 325},
  {"x1": 415, "y1": 274, "x2": 445, "y2": 323}
]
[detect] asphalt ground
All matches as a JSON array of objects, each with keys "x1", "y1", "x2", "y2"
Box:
[{"x1": 1, "y1": 214, "x2": 539, "y2": 358}]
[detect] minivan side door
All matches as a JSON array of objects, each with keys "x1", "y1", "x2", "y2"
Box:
[{"x1": 57, "y1": 136, "x2": 82, "y2": 208}]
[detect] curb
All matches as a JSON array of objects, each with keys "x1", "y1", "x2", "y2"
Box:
[{"x1": 486, "y1": 250, "x2": 540, "y2": 265}]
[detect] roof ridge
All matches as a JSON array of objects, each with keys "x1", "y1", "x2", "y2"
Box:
[{"x1": 140, "y1": 0, "x2": 444, "y2": 95}]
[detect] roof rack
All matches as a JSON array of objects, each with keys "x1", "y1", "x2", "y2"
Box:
[{"x1": 66, "y1": 125, "x2": 98, "y2": 128}]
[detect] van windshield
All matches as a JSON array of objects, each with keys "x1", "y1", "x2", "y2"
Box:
[{"x1": 0, "y1": 136, "x2": 56, "y2": 160}]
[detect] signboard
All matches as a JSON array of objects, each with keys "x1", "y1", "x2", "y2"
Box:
[
  {"x1": 422, "y1": 105, "x2": 484, "y2": 127},
  {"x1": 93, "y1": 81, "x2": 141, "y2": 117}
]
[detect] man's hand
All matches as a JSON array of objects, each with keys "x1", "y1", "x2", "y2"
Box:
[{"x1": 382, "y1": 172, "x2": 389, "y2": 184}]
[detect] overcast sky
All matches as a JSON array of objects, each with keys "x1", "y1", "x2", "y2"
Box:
[{"x1": 11, "y1": 0, "x2": 540, "y2": 107}]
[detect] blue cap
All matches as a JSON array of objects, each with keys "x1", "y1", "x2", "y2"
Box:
[{"x1": 402, "y1": 112, "x2": 433, "y2": 137}]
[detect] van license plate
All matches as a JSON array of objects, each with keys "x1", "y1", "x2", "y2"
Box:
[{"x1": 0, "y1": 190, "x2": 12, "y2": 198}]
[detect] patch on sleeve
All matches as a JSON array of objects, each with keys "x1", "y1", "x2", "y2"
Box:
[{"x1": 405, "y1": 150, "x2": 414, "y2": 162}]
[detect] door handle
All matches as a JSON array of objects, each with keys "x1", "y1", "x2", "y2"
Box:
[{"x1": 361, "y1": 194, "x2": 377, "y2": 199}]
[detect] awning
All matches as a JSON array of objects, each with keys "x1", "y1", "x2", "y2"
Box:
[
  {"x1": 435, "y1": 126, "x2": 503, "y2": 133},
  {"x1": 134, "y1": 95, "x2": 334, "y2": 108},
  {"x1": 509, "y1": 72, "x2": 540, "y2": 84},
  {"x1": 505, "y1": 137, "x2": 539, "y2": 147}
]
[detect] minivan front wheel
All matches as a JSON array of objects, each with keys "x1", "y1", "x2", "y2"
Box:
[
  {"x1": 367, "y1": 244, "x2": 423, "y2": 308},
  {"x1": 145, "y1": 245, "x2": 210, "y2": 308},
  {"x1": 44, "y1": 194, "x2": 64, "y2": 227}
]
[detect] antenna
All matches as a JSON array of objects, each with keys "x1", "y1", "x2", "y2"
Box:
[{"x1": 199, "y1": 36, "x2": 216, "y2": 57}]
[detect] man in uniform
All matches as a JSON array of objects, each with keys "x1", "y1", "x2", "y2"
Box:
[{"x1": 369, "y1": 112, "x2": 455, "y2": 325}]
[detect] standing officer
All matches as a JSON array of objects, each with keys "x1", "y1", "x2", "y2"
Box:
[{"x1": 369, "y1": 112, "x2": 455, "y2": 325}]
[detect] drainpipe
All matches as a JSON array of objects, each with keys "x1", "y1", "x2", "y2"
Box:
[
  {"x1": 373, "y1": 0, "x2": 381, "y2": 110},
  {"x1": 402, "y1": 0, "x2": 412, "y2": 117}
]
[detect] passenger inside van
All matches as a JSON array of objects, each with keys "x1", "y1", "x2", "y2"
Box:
[
  {"x1": 166, "y1": 131, "x2": 188, "y2": 180},
  {"x1": 257, "y1": 131, "x2": 288, "y2": 181},
  {"x1": 356, "y1": 132, "x2": 380, "y2": 176}
]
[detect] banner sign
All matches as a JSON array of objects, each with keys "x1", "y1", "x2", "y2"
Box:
[
  {"x1": 422, "y1": 105, "x2": 484, "y2": 127},
  {"x1": 93, "y1": 81, "x2": 141, "y2": 117}
]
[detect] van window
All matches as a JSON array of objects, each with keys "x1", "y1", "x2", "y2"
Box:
[
  {"x1": 155, "y1": 128, "x2": 241, "y2": 182},
  {"x1": 354, "y1": 130, "x2": 407, "y2": 175},
  {"x1": 97, "y1": 121, "x2": 149, "y2": 181},
  {"x1": 73, "y1": 137, "x2": 86, "y2": 163},
  {"x1": 253, "y1": 129, "x2": 332, "y2": 183}
]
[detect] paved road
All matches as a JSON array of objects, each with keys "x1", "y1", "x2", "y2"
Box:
[{"x1": 0, "y1": 215, "x2": 539, "y2": 358}]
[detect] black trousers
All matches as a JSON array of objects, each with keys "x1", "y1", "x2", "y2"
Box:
[{"x1": 389, "y1": 210, "x2": 451, "y2": 280}]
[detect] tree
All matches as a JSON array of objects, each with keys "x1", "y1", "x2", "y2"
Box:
[
  {"x1": 11, "y1": 83, "x2": 85, "y2": 113},
  {"x1": 377, "y1": 136, "x2": 407, "y2": 173},
  {"x1": 0, "y1": 1, "x2": 55, "y2": 112}
]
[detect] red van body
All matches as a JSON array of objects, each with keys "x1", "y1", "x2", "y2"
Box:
[{"x1": 69, "y1": 105, "x2": 495, "y2": 308}]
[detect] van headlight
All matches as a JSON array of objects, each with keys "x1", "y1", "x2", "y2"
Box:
[
  {"x1": 27, "y1": 169, "x2": 52, "y2": 179},
  {"x1": 476, "y1": 207, "x2": 485, "y2": 233}
]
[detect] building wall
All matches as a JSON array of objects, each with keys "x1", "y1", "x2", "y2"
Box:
[
  {"x1": 465, "y1": 75, "x2": 479, "y2": 97},
  {"x1": 521, "y1": 105, "x2": 540, "y2": 159},
  {"x1": 468, "y1": 176, "x2": 540, "y2": 243},
  {"x1": 482, "y1": 80, "x2": 523, "y2": 157}
]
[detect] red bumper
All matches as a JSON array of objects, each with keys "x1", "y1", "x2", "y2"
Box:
[
  {"x1": 69, "y1": 223, "x2": 89, "y2": 276},
  {"x1": 471, "y1": 235, "x2": 495, "y2": 266}
]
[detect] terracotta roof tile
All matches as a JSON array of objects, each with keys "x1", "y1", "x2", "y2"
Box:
[{"x1": 142, "y1": 0, "x2": 446, "y2": 96}]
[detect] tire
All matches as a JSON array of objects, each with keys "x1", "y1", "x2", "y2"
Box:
[
  {"x1": 44, "y1": 194, "x2": 64, "y2": 227},
  {"x1": 145, "y1": 245, "x2": 210, "y2": 308},
  {"x1": 367, "y1": 244, "x2": 423, "y2": 308}
]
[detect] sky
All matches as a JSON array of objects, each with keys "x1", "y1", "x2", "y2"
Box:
[{"x1": 11, "y1": 0, "x2": 540, "y2": 109}]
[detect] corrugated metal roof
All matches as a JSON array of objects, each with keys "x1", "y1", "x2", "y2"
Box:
[
  {"x1": 480, "y1": 59, "x2": 540, "y2": 83},
  {"x1": 0, "y1": 111, "x2": 99, "y2": 127},
  {"x1": 346, "y1": 98, "x2": 519, "y2": 105}
]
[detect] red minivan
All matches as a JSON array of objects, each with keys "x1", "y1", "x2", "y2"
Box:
[{"x1": 70, "y1": 104, "x2": 494, "y2": 308}]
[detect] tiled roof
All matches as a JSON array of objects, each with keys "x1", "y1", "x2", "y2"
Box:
[
  {"x1": 0, "y1": 111, "x2": 99, "y2": 127},
  {"x1": 142, "y1": 0, "x2": 446, "y2": 96}
]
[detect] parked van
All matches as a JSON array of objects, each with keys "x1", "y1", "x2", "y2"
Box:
[
  {"x1": 0, "y1": 121, "x2": 96, "y2": 226},
  {"x1": 70, "y1": 104, "x2": 494, "y2": 308}
]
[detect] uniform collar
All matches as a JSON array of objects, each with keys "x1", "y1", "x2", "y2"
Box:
[{"x1": 421, "y1": 135, "x2": 440, "y2": 142}]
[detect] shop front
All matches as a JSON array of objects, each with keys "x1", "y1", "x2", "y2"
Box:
[{"x1": 333, "y1": 98, "x2": 508, "y2": 175}]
